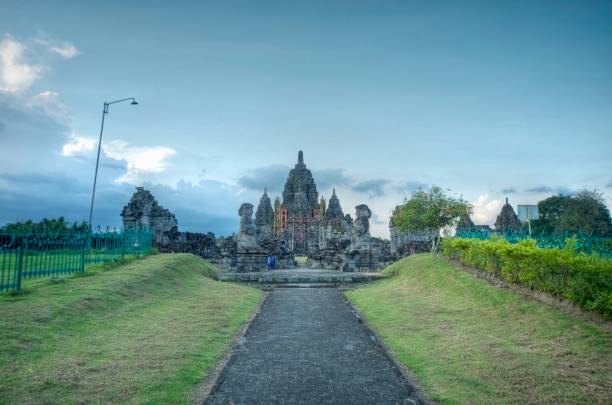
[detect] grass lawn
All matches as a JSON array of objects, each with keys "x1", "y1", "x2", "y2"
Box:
[
  {"x1": 346, "y1": 254, "x2": 612, "y2": 404},
  {"x1": 0, "y1": 253, "x2": 263, "y2": 404}
]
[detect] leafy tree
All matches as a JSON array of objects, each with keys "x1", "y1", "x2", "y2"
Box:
[
  {"x1": 0, "y1": 217, "x2": 88, "y2": 234},
  {"x1": 392, "y1": 186, "x2": 471, "y2": 252},
  {"x1": 531, "y1": 190, "x2": 612, "y2": 237}
]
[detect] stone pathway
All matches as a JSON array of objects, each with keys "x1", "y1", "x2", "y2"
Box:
[
  {"x1": 217, "y1": 267, "x2": 384, "y2": 284},
  {"x1": 206, "y1": 288, "x2": 424, "y2": 405}
]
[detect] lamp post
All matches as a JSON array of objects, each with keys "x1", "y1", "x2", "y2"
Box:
[{"x1": 87, "y1": 97, "x2": 138, "y2": 231}]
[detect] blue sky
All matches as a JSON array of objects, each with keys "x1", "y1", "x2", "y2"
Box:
[{"x1": 1, "y1": 0, "x2": 611, "y2": 237}]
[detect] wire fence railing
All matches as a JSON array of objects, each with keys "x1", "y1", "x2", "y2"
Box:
[
  {"x1": 0, "y1": 228, "x2": 152, "y2": 292},
  {"x1": 455, "y1": 228, "x2": 612, "y2": 258}
]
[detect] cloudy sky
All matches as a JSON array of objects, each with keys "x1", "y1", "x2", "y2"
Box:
[{"x1": 1, "y1": 1, "x2": 611, "y2": 238}]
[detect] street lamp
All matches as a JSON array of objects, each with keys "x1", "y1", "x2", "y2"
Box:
[{"x1": 87, "y1": 97, "x2": 138, "y2": 231}]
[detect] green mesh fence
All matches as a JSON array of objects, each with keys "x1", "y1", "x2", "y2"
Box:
[{"x1": 0, "y1": 228, "x2": 152, "y2": 292}]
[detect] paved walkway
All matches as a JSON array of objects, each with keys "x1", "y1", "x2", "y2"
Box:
[{"x1": 206, "y1": 288, "x2": 423, "y2": 404}]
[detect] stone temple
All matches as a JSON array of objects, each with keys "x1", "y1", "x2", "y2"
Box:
[
  {"x1": 273, "y1": 150, "x2": 326, "y2": 254},
  {"x1": 230, "y1": 151, "x2": 395, "y2": 271},
  {"x1": 120, "y1": 151, "x2": 397, "y2": 272},
  {"x1": 494, "y1": 197, "x2": 522, "y2": 233}
]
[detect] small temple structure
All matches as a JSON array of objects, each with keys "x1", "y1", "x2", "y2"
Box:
[
  {"x1": 494, "y1": 197, "x2": 522, "y2": 232},
  {"x1": 120, "y1": 187, "x2": 178, "y2": 244}
]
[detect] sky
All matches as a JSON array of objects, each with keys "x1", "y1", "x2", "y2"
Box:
[{"x1": 0, "y1": 0, "x2": 611, "y2": 238}]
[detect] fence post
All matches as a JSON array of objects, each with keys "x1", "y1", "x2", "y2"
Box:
[
  {"x1": 121, "y1": 231, "x2": 126, "y2": 260},
  {"x1": 80, "y1": 234, "x2": 87, "y2": 273},
  {"x1": 15, "y1": 240, "x2": 25, "y2": 291}
]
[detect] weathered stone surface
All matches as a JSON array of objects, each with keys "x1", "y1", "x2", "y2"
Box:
[
  {"x1": 157, "y1": 231, "x2": 220, "y2": 258},
  {"x1": 389, "y1": 226, "x2": 434, "y2": 256},
  {"x1": 325, "y1": 189, "x2": 344, "y2": 220},
  {"x1": 282, "y1": 150, "x2": 319, "y2": 211},
  {"x1": 255, "y1": 189, "x2": 274, "y2": 241},
  {"x1": 120, "y1": 187, "x2": 177, "y2": 244},
  {"x1": 275, "y1": 151, "x2": 321, "y2": 253},
  {"x1": 495, "y1": 197, "x2": 522, "y2": 233},
  {"x1": 217, "y1": 268, "x2": 384, "y2": 283},
  {"x1": 237, "y1": 203, "x2": 260, "y2": 251},
  {"x1": 351, "y1": 204, "x2": 372, "y2": 249}
]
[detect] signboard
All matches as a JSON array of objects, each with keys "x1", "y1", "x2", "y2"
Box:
[{"x1": 517, "y1": 205, "x2": 539, "y2": 222}]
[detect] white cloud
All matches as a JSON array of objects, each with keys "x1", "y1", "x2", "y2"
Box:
[
  {"x1": 48, "y1": 42, "x2": 79, "y2": 59},
  {"x1": 103, "y1": 140, "x2": 176, "y2": 184},
  {"x1": 471, "y1": 194, "x2": 502, "y2": 226},
  {"x1": 28, "y1": 90, "x2": 70, "y2": 122},
  {"x1": 33, "y1": 37, "x2": 79, "y2": 59},
  {"x1": 62, "y1": 135, "x2": 97, "y2": 156},
  {"x1": 0, "y1": 38, "x2": 42, "y2": 92}
]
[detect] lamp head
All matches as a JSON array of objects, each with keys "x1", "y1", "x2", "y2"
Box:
[{"x1": 130, "y1": 99, "x2": 138, "y2": 105}]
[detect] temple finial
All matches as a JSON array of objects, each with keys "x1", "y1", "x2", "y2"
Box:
[
  {"x1": 506, "y1": 197, "x2": 509, "y2": 204},
  {"x1": 333, "y1": 188, "x2": 336, "y2": 196},
  {"x1": 298, "y1": 150, "x2": 304, "y2": 165}
]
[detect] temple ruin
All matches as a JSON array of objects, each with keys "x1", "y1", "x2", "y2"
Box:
[
  {"x1": 120, "y1": 187, "x2": 178, "y2": 244},
  {"x1": 120, "y1": 151, "x2": 419, "y2": 272},
  {"x1": 231, "y1": 151, "x2": 394, "y2": 272}
]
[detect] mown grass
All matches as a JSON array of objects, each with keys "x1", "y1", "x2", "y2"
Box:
[
  {"x1": 346, "y1": 254, "x2": 612, "y2": 404},
  {"x1": 0, "y1": 253, "x2": 263, "y2": 404}
]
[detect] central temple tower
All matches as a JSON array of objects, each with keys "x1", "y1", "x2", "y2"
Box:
[{"x1": 274, "y1": 151, "x2": 321, "y2": 253}]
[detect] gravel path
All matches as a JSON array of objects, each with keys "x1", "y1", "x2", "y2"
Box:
[{"x1": 206, "y1": 288, "x2": 424, "y2": 405}]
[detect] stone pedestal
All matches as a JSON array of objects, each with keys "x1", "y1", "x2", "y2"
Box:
[
  {"x1": 234, "y1": 250, "x2": 268, "y2": 272},
  {"x1": 344, "y1": 249, "x2": 379, "y2": 272}
]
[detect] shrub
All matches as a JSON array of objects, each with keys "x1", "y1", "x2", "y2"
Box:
[{"x1": 442, "y1": 238, "x2": 612, "y2": 318}]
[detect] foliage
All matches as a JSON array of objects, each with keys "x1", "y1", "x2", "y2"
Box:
[
  {"x1": 532, "y1": 190, "x2": 612, "y2": 237},
  {"x1": 455, "y1": 227, "x2": 612, "y2": 257},
  {"x1": 442, "y1": 237, "x2": 612, "y2": 317},
  {"x1": 0, "y1": 254, "x2": 263, "y2": 403},
  {"x1": 391, "y1": 185, "x2": 471, "y2": 252},
  {"x1": 347, "y1": 254, "x2": 612, "y2": 404},
  {"x1": 0, "y1": 217, "x2": 88, "y2": 234}
]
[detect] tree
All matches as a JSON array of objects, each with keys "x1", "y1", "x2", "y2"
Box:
[
  {"x1": 531, "y1": 190, "x2": 612, "y2": 237},
  {"x1": 392, "y1": 186, "x2": 471, "y2": 252},
  {"x1": 0, "y1": 217, "x2": 88, "y2": 234}
]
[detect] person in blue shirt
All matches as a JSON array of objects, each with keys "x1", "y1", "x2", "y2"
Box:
[{"x1": 266, "y1": 255, "x2": 276, "y2": 271}]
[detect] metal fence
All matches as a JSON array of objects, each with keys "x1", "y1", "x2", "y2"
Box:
[
  {"x1": 455, "y1": 228, "x2": 612, "y2": 258},
  {"x1": 0, "y1": 228, "x2": 152, "y2": 292}
]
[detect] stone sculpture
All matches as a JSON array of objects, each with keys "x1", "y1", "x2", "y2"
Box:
[
  {"x1": 351, "y1": 204, "x2": 372, "y2": 249},
  {"x1": 237, "y1": 203, "x2": 259, "y2": 251}
]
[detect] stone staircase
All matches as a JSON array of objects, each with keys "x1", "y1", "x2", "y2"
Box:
[{"x1": 216, "y1": 268, "x2": 384, "y2": 285}]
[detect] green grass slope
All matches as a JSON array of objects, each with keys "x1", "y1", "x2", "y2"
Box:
[
  {"x1": 0, "y1": 254, "x2": 263, "y2": 404},
  {"x1": 346, "y1": 254, "x2": 612, "y2": 404}
]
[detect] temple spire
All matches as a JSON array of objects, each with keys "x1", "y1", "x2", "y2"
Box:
[
  {"x1": 506, "y1": 197, "x2": 509, "y2": 204},
  {"x1": 298, "y1": 150, "x2": 304, "y2": 165}
]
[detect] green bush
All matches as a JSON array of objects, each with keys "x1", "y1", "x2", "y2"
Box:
[{"x1": 442, "y1": 237, "x2": 612, "y2": 318}]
